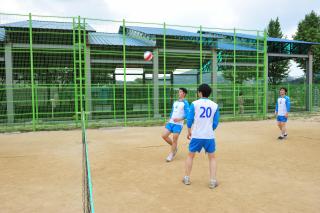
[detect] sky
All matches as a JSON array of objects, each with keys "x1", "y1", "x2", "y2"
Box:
[{"x1": 1, "y1": 0, "x2": 319, "y2": 78}]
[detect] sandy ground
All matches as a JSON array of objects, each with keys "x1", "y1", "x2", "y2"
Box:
[{"x1": 0, "y1": 118, "x2": 320, "y2": 213}]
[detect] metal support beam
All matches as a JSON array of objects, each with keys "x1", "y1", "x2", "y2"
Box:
[
  {"x1": 268, "y1": 53, "x2": 309, "y2": 58},
  {"x1": 220, "y1": 62, "x2": 264, "y2": 67},
  {"x1": 12, "y1": 43, "x2": 74, "y2": 49},
  {"x1": 5, "y1": 43, "x2": 14, "y2": 123},
  {"x1": 211, "y1": 49, "x2": 218, "y2": 102},
  {"x1": 306, "y1": 51, "x2": 313, "y2": 111},
  {"x1": 159, "y1": 48, "x2": 211, "y2": 54},
  {"x1": 153, "y1": 48, "x2": 160, "y2": 118},
  {"x1": 91, "y1": 59, "x2": 152, "y2": 64}
]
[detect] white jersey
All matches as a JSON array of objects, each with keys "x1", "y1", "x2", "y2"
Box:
[
  {"x1": 187, "y1": 98, "x2": 219, "y2": 139},
  {"x1": 169, "y1": 99, "x2": 189, "y2": 126},
  {"x1": 276, "y1": 96, "x2": 290, "y2": 116}
]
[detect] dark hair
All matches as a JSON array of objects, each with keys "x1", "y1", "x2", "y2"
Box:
[
  {"x1": 179, "y1": 87, "x2": 188, "y2": 94},
  {"x1": 198, "y1": 84, "x2": 212, "y2": 98},
  {"x1": 279, "y1": 87, "x2": 287, "y2": 93}
]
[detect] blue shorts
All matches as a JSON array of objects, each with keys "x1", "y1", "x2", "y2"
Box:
[
  {"x1": 189, "y1": 138, "x2": 216, "y2": 153},
  {"x1": 165, "y1": 123, "x2": 183, "y2": 134},
  {"x1": 277, "y1": 116, "x2": 288, "y2": 123}
]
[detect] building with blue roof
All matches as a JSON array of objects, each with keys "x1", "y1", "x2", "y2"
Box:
[{"x1": 0, "y1": 18, "x2": 318, "y2": 125}]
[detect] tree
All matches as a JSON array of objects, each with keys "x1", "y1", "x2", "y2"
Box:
[
  {"x1": 221, "y1": 51, "x2": 257, "y2": 84},
  {"x1": 293, "y1": 11, "x2": 320, "y2": 76},
  {"x1": 267, "y1": 17, "x2": 290, "y2": 84}
]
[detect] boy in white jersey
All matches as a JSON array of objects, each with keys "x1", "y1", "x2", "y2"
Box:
[
  {"x1": 161, "y1": 88, "x2": 189, "y2": 162},
  {"x1": 275, "y1": 87, "x2": 290, "y2": 140},
  {"x1": 183, "y1": 84, "x2": 220, "y2": 189}
]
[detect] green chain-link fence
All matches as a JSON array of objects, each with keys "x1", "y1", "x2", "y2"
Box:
[{"x1": 0, "y1": 12, "x2": 316, "y2": 132}]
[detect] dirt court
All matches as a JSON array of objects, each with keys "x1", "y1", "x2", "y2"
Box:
[{"x1": 1, "y1": 118, "x2": 320, "y2": 213}]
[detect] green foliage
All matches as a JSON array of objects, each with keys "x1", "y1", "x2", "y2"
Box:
[
  {"x1": 294, "y1": 10, "x2": 320, "y2": 75},
  {"x1": 221, "y1": 66, "x2": 257, "y2": 84},
  {"x1": 221, "y1": 50, "x2": 259, "y2": 84},
  {"x1": 267, "y1": 17, "x2": 289, "y2": 84}
]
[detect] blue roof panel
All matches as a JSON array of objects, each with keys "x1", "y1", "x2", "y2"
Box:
[
  {"x1": 89, "y1": 32, "x2": 155, "y2": 47},
  {"x1": 203, "y1": 31, "x2": 319, "y2": 45},
  {"x1": 267, "y1": 36, "x2": 319, "y2": 44},
  {"x1": 0, "y1": 20, "x2": 96, "y2": 31}
]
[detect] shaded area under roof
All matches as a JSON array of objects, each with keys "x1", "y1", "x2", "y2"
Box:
[
  {"x1": 0, "y1": 20, "x2": 96, "y2": 31},
  {"x1": 216, "y1": 41, "x2": 256, "y2": 51},
  {"x1": 89, "y1": 32, "x2": 155, "y2": 47},
  {"x1": 0, "y1": 28, "x2": 4, "y2": 42}
]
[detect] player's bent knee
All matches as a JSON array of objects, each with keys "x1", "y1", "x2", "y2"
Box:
[
  {"x1": 208, "y1": 153, "x2": 215, "y2": 159},
  {"x1": 188, "y1": 152, "x2": 196, "y2": 158},
  {"x1": 161, "y1": 132, "x2": 169, "y2": 138},
  {"x1": 172, "y1": 135, "x2": 179, "y2": 141}
]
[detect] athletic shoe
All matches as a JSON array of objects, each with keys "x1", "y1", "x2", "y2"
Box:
[
  {"x1": 209, "y1": 179, "x2": 218, "y2": 189},
  {"x1": 172, "y1": 148, "x2": 178, "y2": 157},
  {"x1": 284, "y1": 133, "x2": 288, "y2": 137},
  {"x1": 166, "y1": 148, "x2": 178, "y2": 162},
  {"x1": 278, "y1": 136, "x2": 285, "y2": 140},
  {"x1": 182, "y1": 176, "x2": 191, "y2": 185}
]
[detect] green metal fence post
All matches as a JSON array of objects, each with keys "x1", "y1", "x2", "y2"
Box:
[
  {"x1": 256, "y1": 31, "x2": 259, "y2": 115},
  {"x1": 200, "y1": 25, "x2": 203, "y2": 84},
  {"x1": 72, "y1": 17, "x2": 79, "y2": 124},
  {"x1": 113, "y1": 85, "x2": 116, "y2": 120},
  {"x1": 29, "y1": 13, "x2": 36, "y2": 131},
  {"x1": 263, "y1": 30, "x2": 268, "y2": 117},
  {"x1": 147, "y1": 84, "x2": 151, "y2": 119},
  {"x1": 78, "y1": 16, "x2": 83, "y2": 114},
  {"x1": 35, "y1": 84, "x2": 38, "y2": 122},
  {"x1": 122, "y1": 19, "x2": 127, "y2": 126},
  {"x1": 233, "y1": 28, "x2": 236, "y2": 117},
  {"x1": 304, "y1": 79, "x2": 306, "y2": 108},
  {"x1": 163, "y1": 22, "x2": 167, "y2": 120},
  {"x1": 83, "y1": 18, "x2": 88, "y2": 126}
]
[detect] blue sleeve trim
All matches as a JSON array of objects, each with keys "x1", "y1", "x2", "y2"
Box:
[
  {"x1": 212, "y1": 107, "x2": 220, "y2": 130},
  {"x1": 187, "y1": 103, "x2": 195, "y2": 128},
  {"x1": 183, "y1": 100, "x2": 190, "y2": 119},
  {"x1": 285, "y1": 96, "x2": 290, "y2": 112}
]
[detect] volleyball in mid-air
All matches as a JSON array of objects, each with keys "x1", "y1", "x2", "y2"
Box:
[{"x1": 144, "y1": 51, "x2": 153, "y2": 61}]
